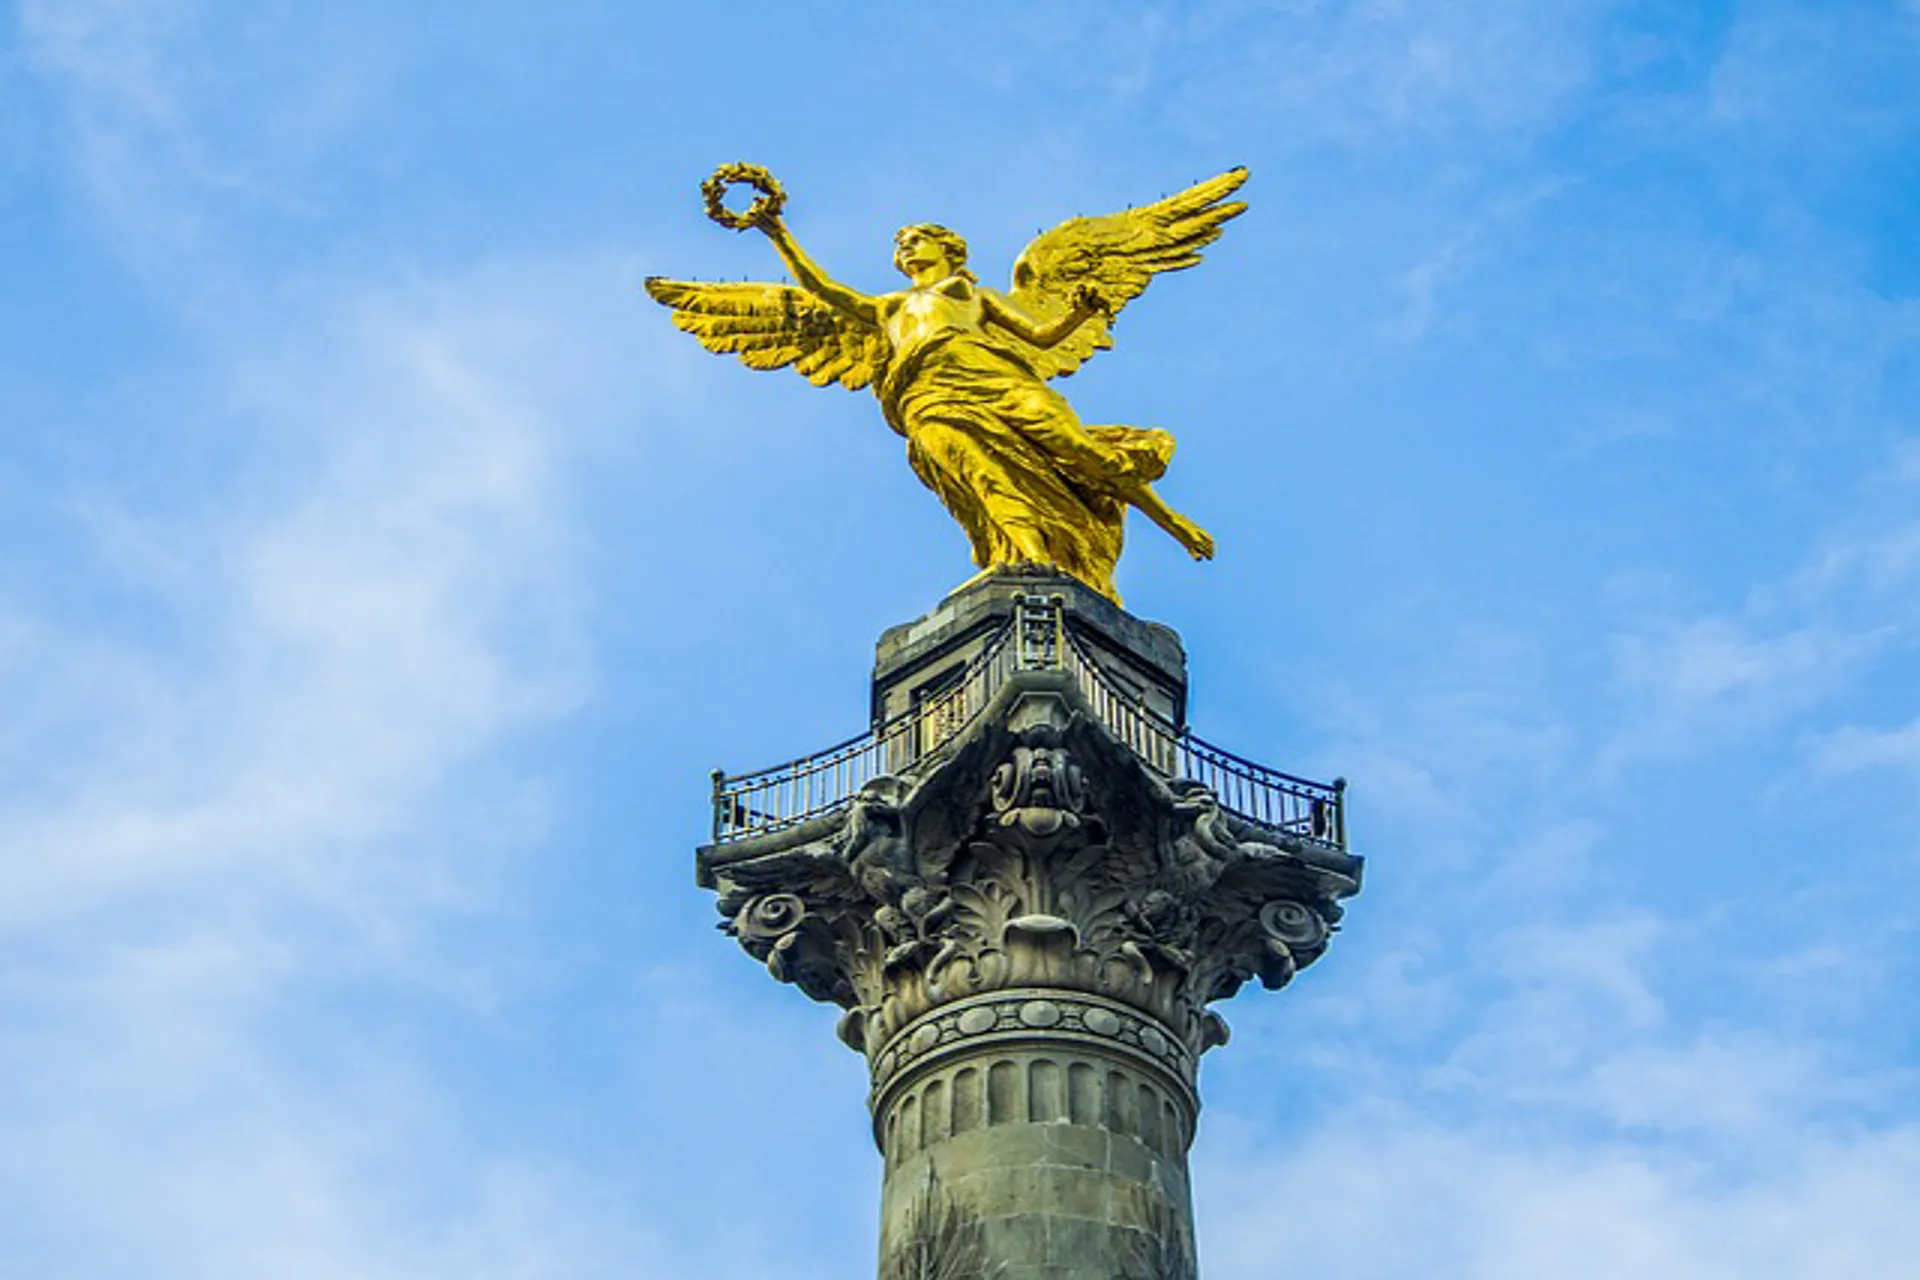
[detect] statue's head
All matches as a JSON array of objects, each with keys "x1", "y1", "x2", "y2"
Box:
[{"x1": 894, "y1": 224, "x2": 977, "y2": 282}]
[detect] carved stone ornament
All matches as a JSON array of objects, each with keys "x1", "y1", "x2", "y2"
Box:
[{"x1": 701, "y1": 671, "x2": 1361, "y2": 1075}]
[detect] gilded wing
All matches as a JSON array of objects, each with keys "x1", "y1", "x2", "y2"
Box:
[
  {"x1": 644, "y1": 278, "x2": 889, "y2": 391},
  {"x1": 1001, "y1": 167, "x2": 1249, "y2": 379}
]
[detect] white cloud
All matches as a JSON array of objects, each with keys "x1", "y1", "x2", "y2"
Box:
[
  {"x1": 1199, "y1": 904, "x2": 1916, "y2": 1276},
  {"x1": 1204, "y1": 0, "x2": 1612, "y2": 143},
  {"x1": 1787, "y1": 521, "x2": 1920, "y2": 609},
  {"x1": 17, "y1": 0, "x2": 407, "y2": 278},
  {"x1": 0, "y1": 251, "x2": 664, "y2": 1274},
  {"x1": 1599, "y1": 437, "x2": 1920, "y2": 768},
  {"x1": 1, "y1": 930, "x2": 673, "y2": 1279},
  {"x1": 1892, "y1": 438, "x2": 1920, "y2": 483},
  {"x1": 1580, "y1": 1031, "x2": 1861, "y2": 1136},
  {"x1": 1612, "y1": 618, "x2": 1875, "y2": 706},
  {"x1": 1706, "y1": 2, "x2": 1920, "y2": 148},
  {"x1": 0, "y1": 258, "x2": 623, "y2": 932},
  {"x1": 1811, "y1": 718, "x2": 1920, "y2": 776},
  {"x1": 925, "y1": 0, "x2": 1613, "y2": 148},
  {"x1": 19, "y1": 0, "x2": 220, "y2": 266},
  {"x1": 1386, "y1": 227, "x2": 1476, "y2": 342},
  {"x1": 1426, "y1": 914, "x2": 1666, "y2": 1098},
  {"x1": 1198, "y1": 1112, "x2": 1920, "y2": 1279}
]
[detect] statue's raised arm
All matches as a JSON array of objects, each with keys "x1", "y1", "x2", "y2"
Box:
[
  {"x1": 644, "y1": 164, "x2": 890, "y2": 390},
  {"x1": 643, "y1": 164, "x2": 1251, "y2": 605},
  {"x1": 760, "y1": 215, "x2": 881, "y2": 328}
]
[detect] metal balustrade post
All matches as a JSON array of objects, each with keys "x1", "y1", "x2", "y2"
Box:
[{"x1": 1333, "y1": 776, "x2": 1348, "y2": 851}]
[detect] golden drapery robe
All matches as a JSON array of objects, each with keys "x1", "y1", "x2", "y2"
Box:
[{"x1": 878, "y1": 329, "x2": 1173, "y2": 602}]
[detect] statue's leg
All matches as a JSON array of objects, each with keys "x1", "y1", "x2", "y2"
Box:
[
  {"x1": 1124, "y1": 481, "x2": 1215, "y2": 561},
  {"x1": 1013, "y1": 389, "x2": 1154, "y2": 488}
]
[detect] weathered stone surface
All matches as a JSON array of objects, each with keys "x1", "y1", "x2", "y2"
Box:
[{"x1": 698, "y1": 571, "x2": 1361, "y2": 1277}]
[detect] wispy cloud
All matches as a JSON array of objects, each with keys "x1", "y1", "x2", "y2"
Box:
[
  {"x1": 1612, "y1": 617, "x2": 1879, "y2": 709},
  {"x1": 1201, "y1": 897, "x2": 1917, "y2": 1275},
  {"x1": 919, "y1": 0, "x2": 1613, "y2": 148},
  {"x1": 1811, "y1": 718, "x2": 1920, "y2": 776},
  {"x1": 20, "y1": 0, "x2": 228, "y2": 268},
  {"x1": 0, "y1": 259, "x2": 619, "y2": 931},
  {"x1": 1599, "y1": 434, "x2": 1920, "y2": 768},
  {"x1": 0, "y1": 248, "x2": 657, "y2": 1272},
  {"x1": 1198, "y1": 1110, "x2": 1920, "y2": 1279}
]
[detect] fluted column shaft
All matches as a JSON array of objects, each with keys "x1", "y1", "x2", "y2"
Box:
[{"x1": 872, "y1": 990, "x2": 1196, "y2": 1278}]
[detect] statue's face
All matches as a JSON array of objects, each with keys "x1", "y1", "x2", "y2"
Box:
[{"x1": 894, "y1": 228, "x2": 950, "y2": 278}]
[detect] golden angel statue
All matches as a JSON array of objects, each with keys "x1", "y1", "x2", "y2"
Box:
[{"x1": 646, "y1": 163, "x2": 1249, "y2": 603}]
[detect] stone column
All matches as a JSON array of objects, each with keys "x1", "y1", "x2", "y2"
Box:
[
  {"x1": 870, "y1": 981, "x2": 1201, "y2": 1276},
  {"x1": 698, "y1": 572, "x2": 1360, "y2": 1278}
]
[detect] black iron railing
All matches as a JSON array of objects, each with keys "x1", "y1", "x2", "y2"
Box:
[
  {"x1": 711, "y1": 624, "x2": 1015, "y2": 844},
  {"x1": 1058, "y1": 626, "x2": 1346, "y2": 847},
  {"x1": 710, "y1": 595, "x2": 1346, "y2": 851}
]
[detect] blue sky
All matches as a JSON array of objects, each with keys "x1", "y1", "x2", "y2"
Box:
[{"x1": 3, "y1": 2, "x2": 1918, "y2": 1276}]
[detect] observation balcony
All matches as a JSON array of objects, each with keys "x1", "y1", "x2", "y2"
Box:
[{"x1": 708, "y1": 571, "x2": 1347, "y2": 855}]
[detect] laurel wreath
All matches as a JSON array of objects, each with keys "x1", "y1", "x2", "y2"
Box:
[{"x1": 702, "y1": 162, "x2": 786, "y2": 232}]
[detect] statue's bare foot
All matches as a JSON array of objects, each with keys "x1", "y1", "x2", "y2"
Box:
[{"x1": 1173, "y1": 516, "x2": 1215, "y2": 561}]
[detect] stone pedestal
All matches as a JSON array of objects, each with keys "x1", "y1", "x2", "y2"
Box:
[{"x1": 698, "y1": 569, "x2": 1361, "y2": 1278}]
